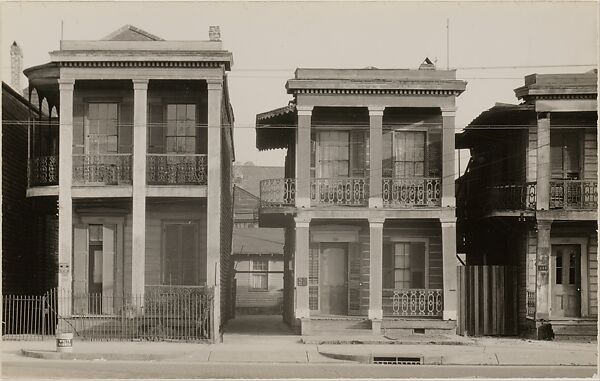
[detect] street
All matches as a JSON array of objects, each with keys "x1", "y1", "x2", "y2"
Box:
[{"x1": 2, "y1": 358, "x2": 597, "y2": 379}]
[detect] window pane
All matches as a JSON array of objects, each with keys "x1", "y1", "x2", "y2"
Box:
[
  {"x1": 569, "y1": 252, "x2": 576, "y2": 285},
  {"x1": 555, "y1": 254, "x2": 563, "y2": 285},
  {"x1": 186, "y1": 104, "x2": 196, "y2": 121},
  {"x1": 88, "y1": 104, "x2": 99, "y2": 120},
  {"x1": 98, "y1": 103, "x2": 108, "y2": 120},
  {"x1": 93, "y1": 250, "x2": 103, "y2": 284},
  {"x1": 167, "y1": 105, "x2": 177, "y2": 121}
]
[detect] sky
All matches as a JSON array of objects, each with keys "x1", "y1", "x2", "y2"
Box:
[{"x1": 1, "y1": 1, "x2": 598, "y2": 169}]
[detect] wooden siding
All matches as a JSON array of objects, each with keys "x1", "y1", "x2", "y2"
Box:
[
  {"x1": 588, "y1": 232, "x2": 598, "y2": 316},
  {"x1": 144, "y1": 200, "x2": 208, "y2": 286},
  {"x1": 234, "y1": 259, "x2": 284, "y2": 310},
  {"x1": 583, "y1": 129, "x2": 597, "y2": 180}
]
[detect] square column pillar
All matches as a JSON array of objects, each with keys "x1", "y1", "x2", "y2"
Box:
[
  {"x1": 131, "y1": 79, "x2": 148, "y2": 301},
  {"x1": 535, "y1": 219, "x2": 552, "y2": 320},
  {"x1": 368, "y1": 107, "x2": 384, "y2": 208},
  {"x1": 296, "y1": 106, "x2": 313, "y2": 209},
  {"x1": 58, "y1": 78, "x2": 74, "y2": 316},
  {"x1": 441, "y1": 108, "x2": 456, "y2": 208},
  {"x1": 441, "y1": 217, "x2": 457, "y2": 320},
  {"x1": 294, "y1": 217, "x2": 311, "y2": 321},
  {"x1": 207, "y1": 78, "x2": 223, "y2": 341},
  {"x1": 369, "y1": 218, "x2": 385, "y2": 333},
  {"x1": 536, "y1": 113, "x2": 551, "y2": 210}
]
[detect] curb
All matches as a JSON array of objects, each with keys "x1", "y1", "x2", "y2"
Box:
[
  {"x1": 20, "y1": 349, "x2": 184, "y2": 361},
  {"x1": 303, "y1": 338, "x2": 473, "y2": 346}
]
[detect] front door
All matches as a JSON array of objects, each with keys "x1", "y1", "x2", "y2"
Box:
[
  {"x1": 551, "y1": 245, "x2": 581, "y2": 318},
  {"x1": 319, "y1": 243, "x2": 348, "y2": 315}
]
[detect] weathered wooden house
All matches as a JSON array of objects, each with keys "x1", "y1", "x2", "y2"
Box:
[
  {"x1": 22, "y1": 25, "x2": 235, "y2": 341},
  {"x1": 255, "y1": 62, "x2": 467, "y2": 336},
  {"x1": 456, "y1": 70, "x2": 597, "y2": 340}
]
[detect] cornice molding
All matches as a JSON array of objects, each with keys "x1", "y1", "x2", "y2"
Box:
[
  {"x1": 59, "y1": 61, "x2": 226, "y2": 69},
  {"x1": 292, "y1": 88, "x2": 462, "y2": 96}
]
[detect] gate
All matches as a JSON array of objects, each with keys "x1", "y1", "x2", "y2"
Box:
[
  {"x1": 457, "y1": 265, "x2": 518, "y2": 336},
  {"x1": 2, "y1": 289, "x2": 58, "y2": 340}
]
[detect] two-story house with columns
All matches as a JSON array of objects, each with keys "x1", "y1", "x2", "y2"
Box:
[
  {"x1": 23, "y1": 25, "x2": 235, "y2": 341},
  {"x1": 457, "y1": 70, "x2": 597, "y2": 340},
  {"x1": 256, "y1": 62, "x2": 467, "y2": 336}
]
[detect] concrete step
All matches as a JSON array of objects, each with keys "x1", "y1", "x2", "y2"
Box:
[{"x1": 550, "y1": 320, "x2": 597, "y2": 342}]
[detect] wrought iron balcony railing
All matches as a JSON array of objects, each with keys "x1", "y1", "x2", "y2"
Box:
[
  {"x1": 259, "y1": 178, "x2": 296, "y2": 207},
  {"x1": 28, "y1": 155, "x2": 59, "y2": 187},
  {"x1": 147, "y1": 154, "x2": 207, "y2": 185},
  {"x1": 550, "y1": 180, "x2": 598, "y2": 210},
  {"x1": 382, "y1": 177, "x2": 441, "y2": 207},
  {"x1": 73, "y1": 154, "x2": 132, "y2": 186},
  {"x1": 382, "y1": 288, "x2": 443, "y2": 317},
  {"x1": 310, "y1": 177, "x2": 368, "y2": 206},
  {"x1": 486, "y1": 182, "x2": 537, "y2": 211}
]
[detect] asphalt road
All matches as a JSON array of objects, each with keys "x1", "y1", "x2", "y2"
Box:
[{"x1": 2, "y1": 359, "x2": 597, "y2": 379}]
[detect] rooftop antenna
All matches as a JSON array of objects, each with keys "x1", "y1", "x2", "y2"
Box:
[{"x1": 446, "y1": 18, "x2": 450, "y2": 70}]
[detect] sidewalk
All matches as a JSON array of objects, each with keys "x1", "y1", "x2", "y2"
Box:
[{"x1": 2, "y1": 335, "x2": 597, "y2": 366}]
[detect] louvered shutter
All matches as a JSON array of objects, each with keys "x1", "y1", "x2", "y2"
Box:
[
  {"x1": 148, "y1": 104, "x2": 164, "y2": 153},
  {"x1": 118, "y1": 104, "x2": 133, "y2": 153},
  {"x1": 350, "y1": 130, "x2": 366, "y2": 177},
  {"x1": 427, "y1": 131, "x2": 442, "y2": 178},
  {"x1": 348, "y1": 243, "x2": 361, "y2": 315},
  {"x1": 102, "y1": 225, "x2": 116, "y2": 314},
  {"x1": 73, "y1": 103, "x2": 85, "y2": 154}
]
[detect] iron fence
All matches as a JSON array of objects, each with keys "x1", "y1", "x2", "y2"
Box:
[
  {"x1": 382, "y1": 288, "x2": 443, "y2": 317},
  {"x1": 550, "y1": 180, "x2": 598, "y2": 210},
  {"x1": 147, "y1": 154, "x2": 208, "y2": 185},
  {"x1": 28, "y1": 156, "x2": 59, "y2": 187},
  {"x1": 310, "y1": 177, "x2": 368, "y2": 206},
  {"x1": 382, "y1": 177, "x2": 441, "y2": 207},
  {"x1": 2, "y1": 287, "x2": 214, "y2": 342},
  {"x1": 259, "y1": 178, "x2": 296, "y2": 207},
  {"x1": 72, "y1": 154, "x2": 132, "y2": 185}
]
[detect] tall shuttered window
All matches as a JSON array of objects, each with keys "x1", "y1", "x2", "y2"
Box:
[
  {"x1": 163, "y1": 223, "x2": 199, "y2": 286},
  {"x1": 550, "y1": 130, "x2": 581, "y2": 180}
]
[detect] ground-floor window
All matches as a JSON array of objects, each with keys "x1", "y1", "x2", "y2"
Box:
[
  {"x1": 251, "y1": 259, "x2": 269, "y2": 290},
  {"x1": 384, "y1": 240, "x2": 428, "y2": 289}
]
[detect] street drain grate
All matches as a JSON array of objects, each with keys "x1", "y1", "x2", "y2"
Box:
[{"x1": 372, "y1": 356, "x2": 422, "y2": 365}]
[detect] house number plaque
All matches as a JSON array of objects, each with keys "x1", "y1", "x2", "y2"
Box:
[{"x1": 59, "y1": 263, "x2": 70, "y2": 274}]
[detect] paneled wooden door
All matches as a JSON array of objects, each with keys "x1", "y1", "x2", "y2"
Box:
[
  {"x1": 551, "y1": 244, "x2": 581, "y2": 318},
  {"x1": 319, "y1": 243, "x2": 348, "y2": 315}
]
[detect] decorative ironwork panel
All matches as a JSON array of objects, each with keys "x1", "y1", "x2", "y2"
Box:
[
  {"x1": 487, "y1": 182, "x2": 537, "y2": 211},
  {"x1": 382, "y1": 177, "x2": 441, "y2": 207},
  {"x1": 550, "y1": 180, "x2": 598, "y2": 210},
  {"x1": 259, "y1": 178, "x2": 296, "y2": 207},
  {"x1": 383, "y1": 288, "x2": 443, "y2": 317},
  {"x1": 28, "y1": 156, "x2": 59, "y2": 187},
  {"x1": 146, "y1": 154, "x2": 207, "y2": 185},
  {"x1": 72, "y1": 154, "x2": 132, "y2": 185},
  {"x1": 310, "y1": 177, "x2": 368, "y2": 206}
]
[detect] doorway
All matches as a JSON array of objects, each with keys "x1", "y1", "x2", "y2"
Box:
[
  {"x1": 550, "y1": 244, "x2": 581, "y2": 318},
  {"x1": 319, "y1": 243, "x2": 348, "y2": 315}
]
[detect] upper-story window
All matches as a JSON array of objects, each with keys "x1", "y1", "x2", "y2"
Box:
[
  {"x1": 310, "y1": 130, "x2": 368, "y2": 178},
  {"x1": 166, "y1": 104, "x2": 196, "y2": 154},
  {"x1": 88, "y1": 103, "x2": 118, "y2": 154},
  {"x1": 383, "y1": 129, "x2": 441, "y2": 178},
  {"x1": 551, "y1": 130, "x2": 581, "y2": 180}
]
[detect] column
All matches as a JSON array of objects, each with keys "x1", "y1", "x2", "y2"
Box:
[
  {"x1": 441, "y1": 108, "x2": 456, "y2": 208},
  {"x1": 207, "y1": 78, "x2": 223, "y2": 341},
  {"x1": 368, "y1": 107, "x2": 384, "y2": 208},
  {"x1": 294, "y1": 217, "x2": 310, "y2": 321},
  {"x1": 368, "y1": 218, "x2": 384, "y2": 333},
  {"x1": 535, "y1": 219, "x2": 552, "y2": 320},
  {"x1": 131, "y1": 79, "x2": 148, "y2": 302},
  {"x1": 296, "y1": 106, "x2": 312, "y2": 208},
  {"x1": 536, "y1": 112, "x2": 551, "y2": 210},
  {"x1": 58, "y1": 78, "x2": 74, "y2": 316},
  {"x1": 441, "y1": 217, "x2": 457, "y2": 320}
]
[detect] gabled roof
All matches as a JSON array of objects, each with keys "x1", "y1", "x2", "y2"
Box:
[{"x1": 101, "y1": 24, "x2": 164, "y2": 41}]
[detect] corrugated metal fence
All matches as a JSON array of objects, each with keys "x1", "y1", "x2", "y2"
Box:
[
  {"x1": 2, "y1": 287, "x2": 214, "y2": 342},
  {"x1": 457, "y1": 265, "x2": 518, "y2": 336}
]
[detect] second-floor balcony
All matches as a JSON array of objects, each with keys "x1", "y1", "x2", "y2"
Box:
[
  {"x1": 73, "y1": 154, "x2": 132, "y2": 186},
  {"x1": 550, "y1": 180, "x2": 598, "y2": 210},
  {"x1": 28, "y1": 155, "x2": 59, "y2": 187},
  {"x1": 486, "y1": 182, "x2": 537, "y2": 211},
  {"x1": 259, "y1": 177, "x2": 443, "y2": 209},
  {"x1": 147, "y1": 154, "x2": 207, "y2": 186}
]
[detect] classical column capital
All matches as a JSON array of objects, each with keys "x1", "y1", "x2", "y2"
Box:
[
  {"x1": 441, "y1": 107, "x2": 456, "y2": 117},
  {"x1": 294, "y1": 216, "x2": 311, "y2": 228},
  {"x1": 132, "y1": 79, "x2": 149, "y2": 90},
  {"x1": 58, "y1": 78, "x2": 75, "y2": 90},
  {"x1": 296, "y1": 105, "x2": 313, "y2": 116},
  {"x1": 536, "y1": 219, "x2": 553, "y2": 230},
  {"x1": 440, "y1": 216, "x2": 457, "y2": 225},
  {"x1": 368, "y1": 106, "x2": 385, "y2": 116},
  {"x1": 368, "y1": 218, "x2": 385, "y2": 227},
  {"x1": 207, "y1": 78, "x2": 223, "y2": 90}
]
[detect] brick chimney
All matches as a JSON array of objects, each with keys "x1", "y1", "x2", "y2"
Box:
[
  {"x1": 209, "y1": 26, "x2": 221, "y2": 41},
  {"x1": 10, "y1": 41, "x2": 23, "y2": 91}
]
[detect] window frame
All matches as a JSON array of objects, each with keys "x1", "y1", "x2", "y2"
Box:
[
  {"x1": 387, "y1": 237, "x2": 430, "y2": 289},
  {"x1": 164, "y1": 103, "x2": 198, "y2": 154},
  {"x1": 391, "y1": 128, "x2": 428, "y2": 178},
  {"x1": 84, "y1": 102, "x2": 120, "y2": 155},
  {"x1": 250, "y1": 258, "x2": 269, "y2": 291}
]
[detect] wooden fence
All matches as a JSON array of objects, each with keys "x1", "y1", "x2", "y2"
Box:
[{"x1": 457, "y1": 265, "x2": 518, "y2": 336}]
